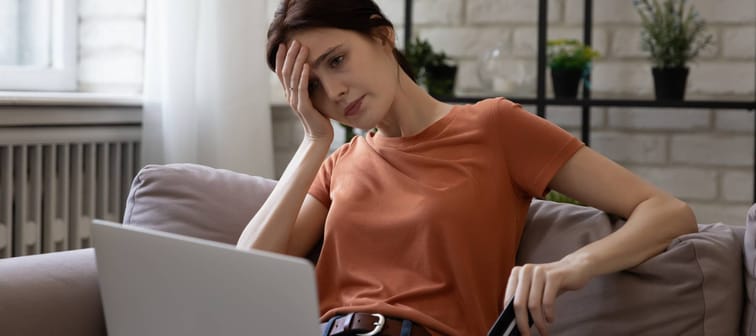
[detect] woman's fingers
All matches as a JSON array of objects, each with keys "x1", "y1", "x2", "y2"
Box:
[
  {"x1": 275, "y1": 43, "x2": 286, "y2": 92},
  {"x1": 503, "y1": 260, "x2": 592, "y2": 336},
  {"x1": 505, "y1": 266, "x2": 519, "y2": 304},
  {"x1": 529, "y1": 268, "x2": 548, "y2": 336},
  {"x1": 290, "y1": 45, "x2": 308, "y2": 99},
  {"x1": 281, "y1": 40, "x2": 301, "y2": 91},
  {"x1": 543, "y1": 274, "x2": 559, "y2": 323},
  {"x1": 297, "y1": 63, "x2": 313, "y2": 119},
  {"x1": 514, "y1": 265, "x2": 533, "y2": 336}
]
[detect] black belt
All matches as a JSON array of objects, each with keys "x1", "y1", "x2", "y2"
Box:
[{"x1": 320, "y1": 312, "x2": 431, "y2": 336}]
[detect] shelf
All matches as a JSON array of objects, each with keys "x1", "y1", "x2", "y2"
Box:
[{"x1": 441, "y1": 96, "x2": 756, "y2": 110}]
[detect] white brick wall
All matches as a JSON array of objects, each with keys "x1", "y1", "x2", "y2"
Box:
[
  {"x1": 610, "y1": 28, "x2": 646, "y2": 59},
  {"x1": 607, "y1": 108, "x2": 710, "y2": 130},
  {"x1": 689, "y1": 0, "x2": 756, "y2": 24},
  {"x1": 688, "y1": 62, "x2": 756, "y2": 95},
  {"x1": 466, "y1": 0, "x2": 562, "y2": 24},
  {"x1": 722, "y1": 170, "x2": 754, "y2": 202},
  {"x1": 688, "y1": 203, "x2": 750, "y2": 226},
  {"x1": 418, "y1": 27, "x2": 510, "y2": 59},
  {"x1": 629, "y1": 166, "x2": 719, "y2": 201},
  {"x1": 716, "y1": 110, "x2": 756, "y2": 132},
  {"x1": 412, "y1": 0, "x2": 464, "y2": 25},
  {"x1": 513, "y1": 27, "x2": 609, "y2": 57},
  {"x1": 544, "y1": 106, "x2": 605, "y2": 128},
  {"x1": 566, "y1": 0, "x2": 640, "y2": 24},
  {"x1": 671, "y1": 135, "x2": 753, "y2": 167},
  {"x1": 591, "y1": 132, "x2": 667, "y2": 164},
  {"x1": 591, "y1": 62, "x2": 654, "y2": 95},
  {"x1": 722, "y1": 27, "x2": 756, "y2": 59},
  {"x1": 263, "y1": 0, "x2": 755, "y2": 225}
]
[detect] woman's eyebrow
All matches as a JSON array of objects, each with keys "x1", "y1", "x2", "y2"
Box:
[{"x1": 311, "y1": 44, "x2": 343, "y2": 68}]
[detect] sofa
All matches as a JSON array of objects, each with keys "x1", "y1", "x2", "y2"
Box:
[{"x1": 0, "y1": 163, "x2": 754, "y2": 335}]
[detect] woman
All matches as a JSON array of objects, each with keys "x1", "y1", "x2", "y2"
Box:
[{"x1": 236, "y1": 0, "x2": 698, "y2": 335}]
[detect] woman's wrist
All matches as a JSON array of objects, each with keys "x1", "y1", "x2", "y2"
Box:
[
  {"x1": 560, "y1": 250, "x2": 599, "y2": 280},
  {"x1": 301, "y1": 134, "x2": 333, "y2": 148}
]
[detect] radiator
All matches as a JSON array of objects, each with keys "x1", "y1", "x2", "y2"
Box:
[{"x1": 0, "y1": 127, "x2": 141, "y2": 258}]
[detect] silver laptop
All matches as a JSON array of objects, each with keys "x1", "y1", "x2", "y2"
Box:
[{"x1": 91, "y1": 219, "x2": 322, "y2": 336}]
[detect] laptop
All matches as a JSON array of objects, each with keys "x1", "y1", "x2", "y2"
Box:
[{"x1": 91, "y1": 219, "x2": 322, "y2": 336}]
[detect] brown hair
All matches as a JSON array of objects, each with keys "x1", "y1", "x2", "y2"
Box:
[{"x1": 266, "y1": 0, "x2": 416, "y2": 81}]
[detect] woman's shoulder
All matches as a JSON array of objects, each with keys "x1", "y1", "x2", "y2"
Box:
[
  {"x1": 457, "y1": 97, "x2": 526, "y2": 126},
  {"x1": 469, "y1": 96, "x2": 522, "y2": 114},
  {"x1": 327, "y1": 134, "x2": 368, "y2": 161}
]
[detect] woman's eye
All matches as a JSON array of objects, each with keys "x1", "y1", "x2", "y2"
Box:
[{"x1": 329, "y1": 55, "x2": 344, "y2": 68}]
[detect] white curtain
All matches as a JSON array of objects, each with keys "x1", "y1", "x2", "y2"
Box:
[{"x1": 142, "y1": 0, "x2": 274, "y2": 178}]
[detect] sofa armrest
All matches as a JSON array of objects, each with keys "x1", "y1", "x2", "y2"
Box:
[{"x1": 0, "y1": 248, "x2": 105, "y2": 336}]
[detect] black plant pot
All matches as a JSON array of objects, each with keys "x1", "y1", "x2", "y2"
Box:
[
  {"x1": 550, "y1": 68, "x2": 583, "y2": 99},
  {"x1": 425, "y1": 64, "x2": 457, "y2": 97},
  {"x1": 652, "y1": 67, "x2": 689, "y2": 101}
]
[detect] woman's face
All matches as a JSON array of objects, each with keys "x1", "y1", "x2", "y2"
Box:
[{"x1": 288, "y1": 27, "x2": 398, "y2": 130}]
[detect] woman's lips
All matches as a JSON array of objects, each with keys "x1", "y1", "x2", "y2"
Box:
[{"x1": 344, "y1": 95, "x2": 365, "y2": 117}]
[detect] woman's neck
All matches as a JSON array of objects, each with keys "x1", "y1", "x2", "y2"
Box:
[{"x1": 376, "y1": 72, "x2": 452, "y2": 138}]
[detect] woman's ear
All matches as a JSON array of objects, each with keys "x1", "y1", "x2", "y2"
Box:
[
  {"x1": 369, "y1": 15, "x2": 396, "y2": 49},
  {"x1": 372, "y1": 27, "x2": 396, "y2": 51}
]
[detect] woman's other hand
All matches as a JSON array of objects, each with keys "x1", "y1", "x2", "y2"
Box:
[
  {"x1": 503, "y1": 257, "x2": 593, "y2": 336},
  {"x1": 276, "y1": 40, "x2": 334, "y2": 142}
]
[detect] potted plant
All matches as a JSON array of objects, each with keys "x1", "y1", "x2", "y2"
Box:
[
  {"x1": 633, "y1": 0, "x2": 713, "y2": 101},
  {"x1": 547, "y1": 39, "x2": 600, "y2": 99},
  {"x1": 406, "y1": 37, "x2": 457, "y2": 97}
]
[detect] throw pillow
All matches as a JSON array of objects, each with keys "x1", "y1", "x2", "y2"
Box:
[{"x1": 123, "y1": 163, "x2": 276, "y2": 245}]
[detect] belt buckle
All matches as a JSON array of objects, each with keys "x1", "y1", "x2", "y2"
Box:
[{"x1": 356, "y1": 313, "x2": 385, "y2": 336}]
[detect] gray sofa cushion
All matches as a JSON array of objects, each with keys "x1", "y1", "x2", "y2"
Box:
[
  {"x1": 123, "y1": 163, "x2": 276, "y2": 244},
  {"x1": 519, "y1": 200, "x2": 744, "y2": 336}
]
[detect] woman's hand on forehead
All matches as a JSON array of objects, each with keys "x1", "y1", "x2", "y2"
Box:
[{"x1": 276, "y1": 40, "x2": 334, "y2": 142}]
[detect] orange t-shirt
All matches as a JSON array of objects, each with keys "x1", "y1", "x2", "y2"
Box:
[{"x1": 308, "y1": 97, "x2": 584, "y2": 335}]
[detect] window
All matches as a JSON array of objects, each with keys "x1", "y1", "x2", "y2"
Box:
[{"x1": 0, "y1": 0, "x2": 77, "y2": 91}]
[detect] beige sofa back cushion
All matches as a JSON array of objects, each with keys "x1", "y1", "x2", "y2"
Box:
[{"x1": 123, "y1": 163, "x2": 276, "y2": 244}]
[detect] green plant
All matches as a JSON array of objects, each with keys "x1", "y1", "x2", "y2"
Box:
[
  {"x1": 544, "y1": 190, "x2": 581, "y2": 205},
  {"x1": 405, "y1": 37, "x2": 456, "y2": 95},
  {"x1": 546, "y1": 39, "x2": 600, "y2": 71},
  {"x1": 405, "y1": 38, "x2": 451, "y2": 76},
  {"x1": 633, "y1": 0, "x2": 713, "y2": 68}
]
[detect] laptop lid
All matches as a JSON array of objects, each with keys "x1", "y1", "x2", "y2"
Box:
[{"x1": 91, "y1": 219, "x2": 321, "y2": 336}]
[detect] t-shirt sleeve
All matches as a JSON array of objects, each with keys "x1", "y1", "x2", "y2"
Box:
[
  {"x1": 307, "y1": 146, "x2": 344, "y2": 208},
  {"x1": 493, "y1": 98, "x2": 585, "y2": 198}
]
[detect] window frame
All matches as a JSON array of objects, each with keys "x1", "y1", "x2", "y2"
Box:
[{"x1": 0, "y1": 0, "x2": 78, "y2": 91}]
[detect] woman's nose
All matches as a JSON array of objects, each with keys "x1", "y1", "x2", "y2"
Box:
[{"x1": 319, "y1": 76, "x2": 347, "y2": 102}]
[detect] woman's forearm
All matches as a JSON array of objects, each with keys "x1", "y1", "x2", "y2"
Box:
[
  {"x1": 236, "y1": 138, "x2": 331, "y2": 253},
  {"x1": 562, "y1": 196, "x2": 698, "y2": 278}
]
